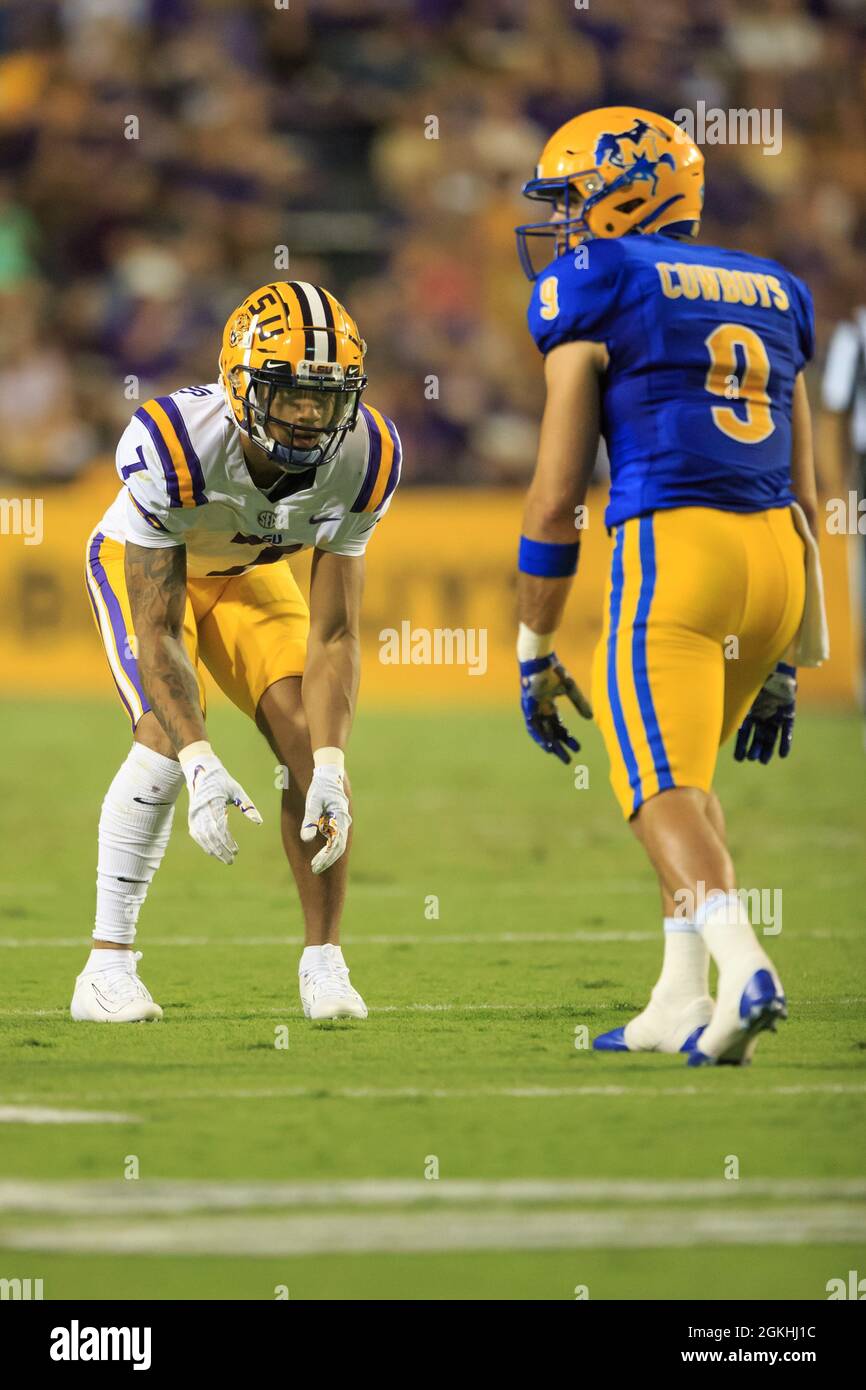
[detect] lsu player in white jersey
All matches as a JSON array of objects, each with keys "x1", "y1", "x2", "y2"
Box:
[{"x1": 75, "y1": 282, "x2": 401, "y2": 1023}]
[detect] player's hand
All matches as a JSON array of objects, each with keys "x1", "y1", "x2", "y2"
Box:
[
  {"x1": 520, "y1": 653, "x2": 592, "y2": 764},
  {"x1": 734, "y1": 663, "x2": 797, "y2": 764},
  {"x1": 301, "y1": 765, "x2": 352, "y2": 875},
  {"x1": 182, "y1": 753, "x2": 262, "y2": 864}
]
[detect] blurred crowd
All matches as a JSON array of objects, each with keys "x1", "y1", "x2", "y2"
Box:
[{"x1": 0, "y1": 0, "x2": 864, "y2": 486}]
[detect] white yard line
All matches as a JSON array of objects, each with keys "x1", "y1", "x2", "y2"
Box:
[
  {"x1": 0, "y1": 1176, "x2": 863, "y2": 1216},
  {"x1": 3, "y1": 1205, "x2": 863, "y2": 1256},
  {"x1": 0, "y1": 933, "x2": 654, "y2": 947},
  {"x1": 216, "y1": 1082, "x2": 866, "y2": 1101},
  {"x1": 11, "y1": 1082, "x2": 860, "y2": 1107},
  {"x1": 1, "y1": 998, "x2": 863, "y2": 1021},
  {"x1": 0, "y1": 1009, "x2": 67, "y2": 1017},
  {"x1": 0, "y1": 929, "x2": 861, "y2": 948},
  {"x1": 0, "y1": 1106, "x2": 139, "y2": 1125},
  {"x1": 1, "y1": 872, "x2": 860, "y2": 895},
  {"x1": 0, "y1": 880, "x2": 651, "y2": 899}
]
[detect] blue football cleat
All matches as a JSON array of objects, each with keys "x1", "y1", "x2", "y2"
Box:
[
  {"x1": 687, "y1": 967, "x2": 786, "y2": 1066},
  {"x1": 679, "y1": 1025, "x2": 707, "y2": 1053}
]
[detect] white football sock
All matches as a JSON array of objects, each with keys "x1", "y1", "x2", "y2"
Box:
[
  {"x1": 654, "y1": 917, "x2": 710, "y2": 1006},
  {"x1": 93, "y1": 745, "x2": 184, "y2": 946},
  {"x1": 300, "y1": 946, "x2": 326, "y2": 972},
  {"x1": 623, "y1": 918, "x2": 713, "y2": 1052},
  {"x1": 83, "y1": 947, "x2": 135, "y2": 973},
  {"x1": 695, "y1": 890, "x2": 770, "y2": 972},
  {"x1": 693, "y1": 891, "x2": 781, "y2": 1060}
]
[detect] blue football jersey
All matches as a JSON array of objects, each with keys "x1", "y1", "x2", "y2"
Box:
[{"x1": 527, "y1": 233, "x2": 814, "y2": 528}]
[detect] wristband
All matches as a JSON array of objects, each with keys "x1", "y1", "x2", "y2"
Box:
[
  {"x1": 178, "y1": 740, "x2": 213, "y2": 769},
  {"x1": 313, "y1": 747, "x2": 345, "y2": 772},
  {"x1": 518, "y1": 535, "x2": 580, "y2": 578}
]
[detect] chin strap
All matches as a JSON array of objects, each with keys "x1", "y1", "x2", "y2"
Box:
[
  {"x1": 249, "y1": 419, "x2": 324, "y2": 473},
  {"x1": 270, "y1": 440, "x2": 321, "y2": 471}
]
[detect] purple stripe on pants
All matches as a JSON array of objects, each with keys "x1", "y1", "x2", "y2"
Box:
[{"x1": 87, "y1": 531, "x2": 150, "y2": 721}]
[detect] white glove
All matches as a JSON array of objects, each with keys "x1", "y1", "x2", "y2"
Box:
[
  {"x1": 300, "y1": 765, "x2": 351, "y2": 875},
  {"x1": 180, "y1": 747, "x2": 262, "y2": 865}
]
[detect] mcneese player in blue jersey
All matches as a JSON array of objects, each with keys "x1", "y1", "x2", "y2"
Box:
[{"x1": 514, "y1": 108, "x2": 828, "y2": 1066}]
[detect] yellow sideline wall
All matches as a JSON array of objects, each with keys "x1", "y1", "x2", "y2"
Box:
[{"x1": 0, "y1": 468, "x2": 858, "y2": 708}]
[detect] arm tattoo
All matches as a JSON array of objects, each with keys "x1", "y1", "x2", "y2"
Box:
[{"x1": 124, "y1": 542, "x2": 206, "y2": 752}]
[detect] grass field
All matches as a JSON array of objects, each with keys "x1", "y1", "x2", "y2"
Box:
[{"x1": 1, "y1": 696, "x2": 864, "y2": 1301}]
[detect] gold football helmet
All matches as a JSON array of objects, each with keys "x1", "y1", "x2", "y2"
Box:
[
  {"x1": 516, "y1": 107, "x2": 704, "y2": 279},
  {"x1": 219, "y1": 281, "x2": 367, "y2": 471}
]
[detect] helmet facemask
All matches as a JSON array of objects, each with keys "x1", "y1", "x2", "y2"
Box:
[
  {"x1": 227, "y1": 360, "x2": 366, "y2": 474},
  {"x1": 516, "y1": 172, "x2": 604, "y2": 279}
]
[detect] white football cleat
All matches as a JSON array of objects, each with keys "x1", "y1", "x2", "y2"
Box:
[
  {"x1": 70, "y1": 951, "x2": 163, "y2": 1023},
  {"x1": 688, "y1": 956, "x2": 786, "y2": 1067},
  {"x1": 299, "y1": 943, "x2": 368, "y2": 1021}
]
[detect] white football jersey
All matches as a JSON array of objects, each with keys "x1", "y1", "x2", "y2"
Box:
[{"x1": 97, "y1": 384, "x2": 401, "y2": 579}]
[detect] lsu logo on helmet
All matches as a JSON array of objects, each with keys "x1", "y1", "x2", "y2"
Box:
[
  {"x1": 228, "y1": 310, "x2": 252, "y2": 349},
  {"x1": 516, "y1": 106, "x2": 704, "y2": 279}
]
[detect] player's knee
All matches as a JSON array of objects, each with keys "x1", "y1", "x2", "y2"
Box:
[
  {"x1": 704, "y1": 790, "x2": 728, "y2": 843},
  {"x1": 271, "y1": 707, "x2": 313, "y2": 769},
  {"x1": 257, "y1": 680, "x2": 309, "y2": 752},
  {"x1": 640, "y1": 785, "x2": 709, "y2": 820}
]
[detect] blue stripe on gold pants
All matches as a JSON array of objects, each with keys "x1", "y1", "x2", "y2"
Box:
[{"x1": 591, "y1": 507, "x2": 806, "y2": 819}]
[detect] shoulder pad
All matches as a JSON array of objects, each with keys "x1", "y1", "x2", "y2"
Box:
[
  {"x1": 132, "y1": 395, "x2": 208, "y2": 508},
  {"x1": 528, "y1": 241, "x2": 625, "y2": 355},
  {"x1": 350, "y1": 404, "x2": 402, "y2": 513}
]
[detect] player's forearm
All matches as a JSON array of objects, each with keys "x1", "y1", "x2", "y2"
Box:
[
  {"x1": 516, "y1": 341, "x2": 601, "y2": 639},
  {"x1": 135, "y1": 631, "x2": 208, "y2": 752},
  {"x1": 124, "y1": 544, "x2": 205, "y2": 753},
  {"x1": 517, "y1": 488, "x2": 580, "y2": 635},
  {"x1": 302, "y1": 632, "x2": 360, "y2": 753},
  {"x1": 517, "y1": 571, "x2": 574, "y2": 637}
]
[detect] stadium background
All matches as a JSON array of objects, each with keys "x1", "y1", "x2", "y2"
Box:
[{"x1": 0, "y1": 0, "x2": 863, "y2": 706}]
